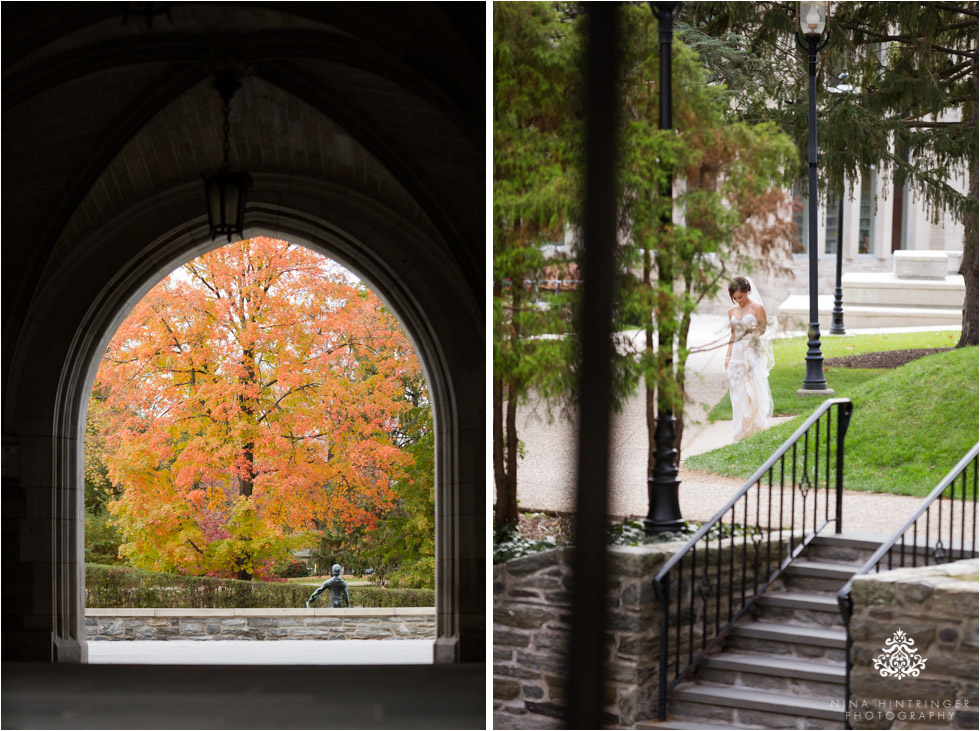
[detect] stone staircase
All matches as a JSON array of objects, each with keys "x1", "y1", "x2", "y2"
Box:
[
  {"x1": 637, "y1": 531, "x2": 887, "y2": 730},
  {"x1": 776, "y1": 250, "x2": 965, "y2": 331}
]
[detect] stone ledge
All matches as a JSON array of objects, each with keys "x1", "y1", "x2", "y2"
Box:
[
  {"x1": 85, "y1": 608, "x2": 437, "y2": 642},
  {"x1": 851, "y1": 557, "x2": 979, "y2": 605}
]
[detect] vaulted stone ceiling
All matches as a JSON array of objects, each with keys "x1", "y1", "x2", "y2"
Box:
[{"x1": 2, "y1": 2, "x2": 484, "y2": 377}]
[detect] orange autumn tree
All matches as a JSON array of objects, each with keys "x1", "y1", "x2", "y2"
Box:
[{"x1": 92, "y1": 237, "x2": 422, "y2": 580}]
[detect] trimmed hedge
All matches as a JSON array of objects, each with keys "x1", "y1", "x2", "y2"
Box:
[
  {"x1": 85, "y1": 564, "x2": 434, "y2": 608},
  {"x1": 348, "y1": 586, "x2": 435, "y2": 608}
]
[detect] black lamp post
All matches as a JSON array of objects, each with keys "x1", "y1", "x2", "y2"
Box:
[
  {"x1": 829, "y1": 72, "x2": 851, "y2": 336},
  {"x1": 204, "y1": 72, "x2": 251, "y2": 242},
  {"x1": 797, "y1": 1, "x2": 832, "y2": 393},
  {"x1": 644, "y1": 0, "x2": 686, "y2": 536},
  {"x1": 830, "y1": 193, "x2": 846, "y2": 334}
]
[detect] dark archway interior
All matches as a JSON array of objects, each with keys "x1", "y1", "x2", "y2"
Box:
[{"x1": 2, "y1": 4, "x2": 484, "y2": 718}]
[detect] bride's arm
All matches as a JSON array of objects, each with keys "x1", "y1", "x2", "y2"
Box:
[{"x1": 725, "y1": 307, "x2": 735, "y2": 369}]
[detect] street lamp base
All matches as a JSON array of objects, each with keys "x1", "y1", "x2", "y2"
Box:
[
  {"x1": 643, "y1": 516, "x2": 687, "y2": 535},
  {"x1": 797, "y1": 388, "x2": 836, "y2": 398}
]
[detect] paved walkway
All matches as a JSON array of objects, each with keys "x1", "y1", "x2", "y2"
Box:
[
  {"x1": 88, "y1": 639, "x2": 434, "y2": 665},
  {"x1": 514, "y1": 315, "x2": 957, "y2": 538}
]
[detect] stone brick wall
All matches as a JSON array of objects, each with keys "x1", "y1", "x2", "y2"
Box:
[
  {"x1": 86, "y1": 608, "x2": 435, "y2": 641},
  {"x1": 493, "y1": 533, "x2": 796, "y2": 729},
  {"x1": 849, "y1": 558, "x2": 978, "y2": 730}
]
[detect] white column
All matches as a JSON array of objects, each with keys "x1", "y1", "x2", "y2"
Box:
[
  {"x1": 845, "y1": 178, "x2": 861, "y2": 260},
  {"x1": 875, "y1": 172, "x2": 893, "y2": 261}
]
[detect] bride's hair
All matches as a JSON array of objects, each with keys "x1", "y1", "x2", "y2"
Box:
[{"x1": 728, "y1": 276, "x2": 751, "y2": 303}]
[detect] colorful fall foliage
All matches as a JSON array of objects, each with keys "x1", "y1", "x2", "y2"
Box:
[{"x1": 90, "y1": 237, "x2": 427, "y2": 580}]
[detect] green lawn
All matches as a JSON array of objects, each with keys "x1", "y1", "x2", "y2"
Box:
[
  {"x1": 689, "y1": 338, "x2": 978, "y2": 498},
  {"x1": 707, "y1": 330, "x2": 962, "y2": 421}
]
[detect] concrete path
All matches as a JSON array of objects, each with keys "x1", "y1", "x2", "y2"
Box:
[
  {"x1": 513, "y1": 315, "x2": 957, "y2": 538},
  {"x1": 88, "y1": 639, "x2": 434, "y2": 665}
]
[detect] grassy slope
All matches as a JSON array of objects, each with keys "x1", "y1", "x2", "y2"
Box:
[
  {"x1": 689, "y1": 345, "x2": 978, "y2": 497},
  {"x1": 708, "y1": 330, "x2": 962, "y2": 421}
]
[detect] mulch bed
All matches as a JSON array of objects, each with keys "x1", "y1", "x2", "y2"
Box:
[
  {"x1": 518, "y1": 511, "x2": 576, "y2": 543},
  {"x1": 823, "y1": 347, "x2": 952, "y2": 369}
]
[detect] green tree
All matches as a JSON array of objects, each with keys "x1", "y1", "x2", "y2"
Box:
[
  {"x1": 312, "y1": 374, "x2": 435, "y2": 589},
  {"x1": 686, "y1": 2, "x2": 978, "y2": 346},
  {"x1": 359, "y1": 374, "x2": 435, "y2": 589},
  {"x1": 492, "y1": 3, "x2": 800, "y2": 515},
  {"x1": 493, "y1": 1, "x2": 579, "y2": 525},
  {"x1": 91, "y1": 238, "x2": 422, "y2": 580},
  {"x1": 84, "y1": 387, "x2": 125, "y2": 565},
  {"x1": 619, "y1": 7, "x2": 798, "y2": 467}
]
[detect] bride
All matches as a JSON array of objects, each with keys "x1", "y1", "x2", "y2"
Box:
[{"x1": 724, "y1": 276, "x2": 775, "y2": 441}]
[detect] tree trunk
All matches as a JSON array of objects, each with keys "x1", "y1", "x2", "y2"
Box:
[
  {"x1": 493, "y1": 275, "x2": 520, "y2": 526},
  {"x1": 237, "y1": 343, "x2": 257, "y2": 582},
  {"x1": 492, "y1": 375, "x2": 515, "y2": 525},
  {"x1": 958, "y1": 153, "x2": 978, "y2": 347},
  {"x1": 673, "y1": 298, "x2": 692, "y2": 462},
  {"x1": 504, "y1": 387, "x2": 519, "y2": 523},
  {"x1": 237, "y1": 441, "x2": 254, "y2": 581}
]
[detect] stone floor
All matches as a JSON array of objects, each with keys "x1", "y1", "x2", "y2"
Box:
[{"x1": 1, "y1": 661, "x2": 485, "y2": 729}]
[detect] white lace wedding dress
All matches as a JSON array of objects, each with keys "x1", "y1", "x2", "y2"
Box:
[{"x1": 728, "y1": 313, "x2": 774, "y2": 441}]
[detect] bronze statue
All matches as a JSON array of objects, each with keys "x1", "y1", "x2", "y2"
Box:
[{"x1": 306, "y1": 563, "x2": 351, "y2": 608}]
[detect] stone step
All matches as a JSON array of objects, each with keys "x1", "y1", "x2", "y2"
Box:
[
  {"x1": 787, "y1": 560, "x2": 858, "y2": 579},
  {"x1": 725, "y1": 620, "x2": 846, "y2": 662},
  {"x1": 781, "y1": 560, "x2": 857, "y2": 593},
  {"x1": 699, "y1": 651, "x2": 844, "y2": 683},
  {"x1": 695, "y1": 651, "x2": 844, "y2": 699},
  {"x1": 805, "y1": 532, "x2": 888, "y2": 565},
  {"x1": 806, "y1": 531, "x2": 977, "y2": 567},
  {"x1": 636, "y1": 720, "x2": 746, "y2": 730},
  {"x1": 842, "y1": 271, "x2": 965, "y2": 307},
  {"x1": 776, "y1": 293, "x2": 961, "y2": 331},
  {"x1": 757, "y1": 591, "x2": 840, "y2": 612},
  {"x1": 668, "y1": 682, "x2": 845, "y2": 728},
  {"x1": 753, "y1": 591, "x2": 844, "y2": 628},
  {"x1": 728, "y1": 620, "x2": 846, "y2": 648}
]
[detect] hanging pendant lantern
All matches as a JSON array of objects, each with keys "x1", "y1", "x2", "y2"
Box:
[{"x1": 204, "y1": 72, "x2": 251, "y2": 242}]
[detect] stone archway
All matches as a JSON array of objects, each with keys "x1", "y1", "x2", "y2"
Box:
[
  {"x1": 5, "y1": 176, "x2": 482, "y2": 664},
  {"x1": 2, "y1": 3, "x2": 483, "y2": 667}
]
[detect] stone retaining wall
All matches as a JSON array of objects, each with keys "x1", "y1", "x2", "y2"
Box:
[
  {"x1": 86, "y1": 608, "x2": 435, "y2": 641},
  {"x1": 849, "y1": 558, "x2": 978, "y2": 730},
  {"x1": 494, "y1": 533, "x2": 797, "y2": 729}
]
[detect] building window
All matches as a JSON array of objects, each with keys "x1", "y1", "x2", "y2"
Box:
[
  {"x1": 825, "y1": 199, "x2": 839, "y2": 255},
  {"x1": 859, "y1": 169, "x2": 876, "y2": 255}
]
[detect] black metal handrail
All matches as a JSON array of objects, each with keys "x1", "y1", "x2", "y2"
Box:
[
  {"x1": 650, "y1": 398, "x2": 853, "y2": 721},
  {"x1": 836, "y1": 442, "x2": 979, "y2": 730}
]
